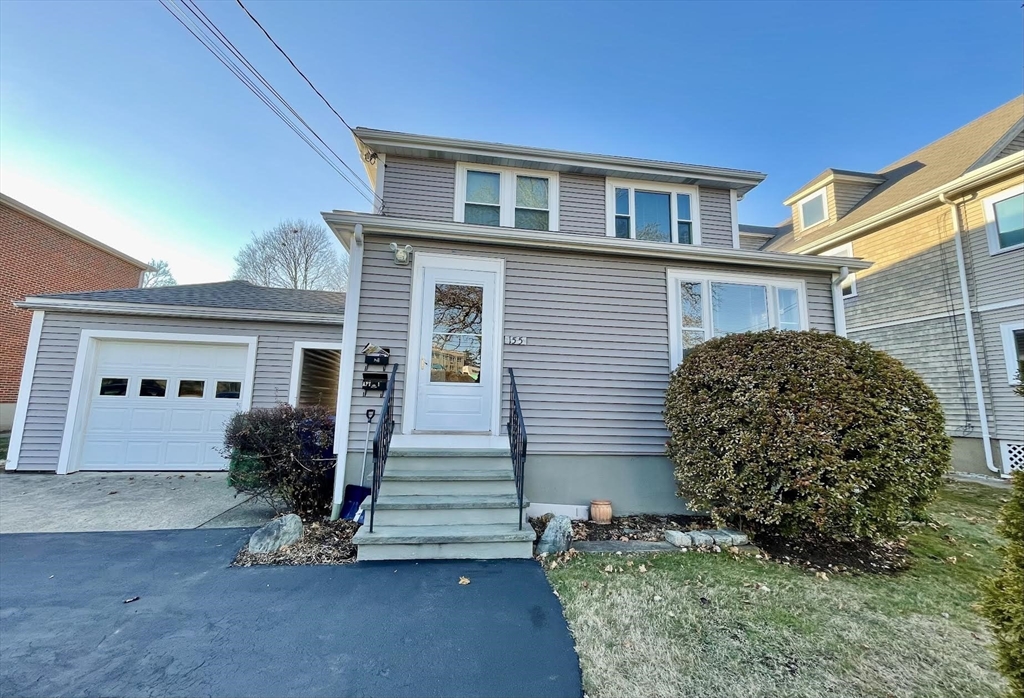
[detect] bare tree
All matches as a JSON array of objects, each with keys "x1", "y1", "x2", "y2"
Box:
[
  {"x1": 233, "y1": 219, "x2": 348, "y2": 291},
  {"x1": 141, "y1": 259, "x2": 177, "y2": 287}
]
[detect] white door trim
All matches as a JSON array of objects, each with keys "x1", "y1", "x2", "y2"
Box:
[
  {"x1": 5, "y1": 310, "x2": 45, "y2": 470},
  {"x1": 57, "y1": 331, "x2": 259, "y2": 475},
  {"x1": 402, "y1": 252, "x2": 505, "y2": 437},
  {"x1": 288, "y1": 341, "x2": 344, "y2": 406}
]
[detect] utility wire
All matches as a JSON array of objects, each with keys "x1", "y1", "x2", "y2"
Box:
[{"x1": 158, "y1": 0, "x2": 376, "y2": 205}]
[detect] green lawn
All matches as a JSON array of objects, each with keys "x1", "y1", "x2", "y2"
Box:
[
  {"x1": 0, "y1": 431, "x2": 9, "y2": 461},
  {"x1": 546, "y1": 481, "x2": 1009, "y2": 698}
]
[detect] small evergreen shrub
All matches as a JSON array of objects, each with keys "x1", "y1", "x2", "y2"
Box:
[
  {"x1": 223, "y1": 403, "x2": 336, "y2": 520},
  {"x1": 981, "y1": 470, "x2": 1024, "y2": 695},
  {"x1": 664, "y1": 330, "x2": 950, "y2": 541}
]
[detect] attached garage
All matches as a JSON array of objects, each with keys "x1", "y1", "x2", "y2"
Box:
[{"x1": 6, "y1": 281, "x2": 344, "y2": 473}]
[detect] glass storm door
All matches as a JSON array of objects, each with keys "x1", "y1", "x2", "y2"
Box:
[{"x1": 414, "y1": 266, "x2": 498, "y2": 432}]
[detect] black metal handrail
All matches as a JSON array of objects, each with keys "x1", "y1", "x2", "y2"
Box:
[
  {"x1": 369, "y1": 364, "x2": 398, "y2": 532},
  {"x1": 506, "y1": 368, "x2": 527, "y2": 530}
]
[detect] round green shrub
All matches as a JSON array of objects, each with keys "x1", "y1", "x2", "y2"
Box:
[
  {"x1": 981, "y1": 470, "x2": 1024, "y2": 695},
  {"x1": 664, "y1": 330, "x2": 951, "y2": 541}
]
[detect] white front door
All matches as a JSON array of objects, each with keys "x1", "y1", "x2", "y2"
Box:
[{"x1": 412, "y1": 259, "x2": 501, "y2": 433}]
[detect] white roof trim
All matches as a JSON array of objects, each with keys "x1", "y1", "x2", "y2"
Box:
[
  {"x1": 13, "y1": 297, "x2": 344, "y2": 325},
  {"x1": 0, "y1": 193, "x2": 151, "y2": 270},
  {"x1": 969, "y1": 117, "x2": 1024, "y2": 171},
  {"x1": 321, "y1": 210, "x2": 871, "y2": 273}
]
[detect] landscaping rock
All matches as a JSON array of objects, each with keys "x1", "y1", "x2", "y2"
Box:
[
  {"x1": 664, "y1": 530, "x2": 692, "y2": 548},
  {"x1": 248, "y1": 514, "x2": 303, "y2": 554},
  {"x1": 721, "y1": 528, "x2": 749, "y2": 546},
  {"x1": 536, "y1": 515, "x2": 573, "y2": 554},
  {"x1": 688, "y1": 531, "x2": 714, "y2": 547},
  {"x1": 708, "y1": 530, "x2": 734, "y2": 547}
]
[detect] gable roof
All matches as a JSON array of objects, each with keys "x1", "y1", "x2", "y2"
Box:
[
  {"x1": 17, "y1": 280, "x2": 345, "y2": 324},
  {"x1": 766, "y1": 96, "x2": 1024, "y2": 253},
  {"x1": 0, "y1": 193, "x2": 150, "y2": 270}
]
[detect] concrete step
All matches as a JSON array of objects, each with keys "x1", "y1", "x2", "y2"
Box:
[
  {"x1": 370, "y1": 494, "x2": 528, "y2": 526},
  {"x1": 353, "y1": 523, "x2": 536, "y2": 560},
  {"x1": 387, "y1": 449, "x2": 512, "y2": 471},
  {"x1": 382, "y1": 469, "x2": 517, "y2": 496}
]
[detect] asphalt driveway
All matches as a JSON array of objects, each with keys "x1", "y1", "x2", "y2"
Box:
[{"x1": 0, "y1": 528, "x2": 582, "y2": 697}]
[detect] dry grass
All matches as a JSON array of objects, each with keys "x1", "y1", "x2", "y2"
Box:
[{"x1": 546, "y1": 481, "x2": 1009, "y2": 698}]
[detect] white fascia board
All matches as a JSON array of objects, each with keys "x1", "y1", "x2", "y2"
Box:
[
  {"x1": 13, "y1": 298, "x2": 344, "y2": 325},
  {"x1": 321, "y1": 210, "x2": 872, "y2": 274}
]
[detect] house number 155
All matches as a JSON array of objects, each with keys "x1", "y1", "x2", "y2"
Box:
[{"x1": 503, "y1": 336, "x2": 527, "y2": 346}]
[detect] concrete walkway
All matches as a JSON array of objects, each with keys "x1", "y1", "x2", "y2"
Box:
[
  {"x1": 0, "y1": 471, "x2": 276, "y2": 533},
  {"x1": 0, "y1": 528, "x2": 582, "y2": 698}
]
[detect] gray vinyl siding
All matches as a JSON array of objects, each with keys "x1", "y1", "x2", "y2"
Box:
[
  {"x1": 698, "y1": 188, "x2": 735, "y2": 248},
  {"x1": 16, "y1": 312, "x2": 340, "y2": 471},
  {"x1": 833, "y1": 181, "x2": 879, "y2": 219},
  {"x1": 381, "y1": 157, "x2": 455, "y2": 222},
  {"x1": 558, "y1": 173, "x2": 606, "y2": 237},
  {"x1": 996, "y1": 128, "x2": 1024, "y2": 159},
  {"x1": 348, "y1": 235, "x2": 836, "y2": 455},
  {"x1": 739, "y1": 234, "x2": 769, "y2": 251},
  {"x1": 978, "y1": 305, "x2": 1024, "y2": 441}
]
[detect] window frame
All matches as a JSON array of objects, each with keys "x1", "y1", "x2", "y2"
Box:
[
  {"x1": 797, "y1": 188, "x2": 829, "y2": 230},
  {"x1": 666, "y1": 269, "x2": 809, "y2": 368},
  {"x1": 983, "y1": 183, "x2": 1024, "y2": 256},
  {"x1": 821, "y1": 242, "x2": 858, "y2": 299},
  {"x1": 1000, "y1": 320, "x2": 1024, "y2": 385},
  {"x1": 605, "y1": 178, "x2": 701, "y2": 245},
  {"x1": 453, "y1": 162, "x2": 559, "y2": 232}
]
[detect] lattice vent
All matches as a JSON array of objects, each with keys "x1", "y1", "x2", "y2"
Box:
[{"x1": 1000, "y1": 442, "x2": 1024, "y2": 474}]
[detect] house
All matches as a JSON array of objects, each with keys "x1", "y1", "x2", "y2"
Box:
[
  {"x1": 4, "y1": 281, "x2": 344, "y2": 472},
  {"x1": 0, "y1": 193, "x2": 150, "y2": 431},
  {"x1": 752, "y1": 96, "x2": 1024, "y2": 478},
  {"x1": 321, "y1": 129, "x2": 869, "y2": 559}
]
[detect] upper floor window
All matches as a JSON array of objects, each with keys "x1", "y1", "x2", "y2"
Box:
[
  {"x1": 984, "y1": 184, "x2": 1024, "y2": 255},
  {"x1": 606, "y1": 179, "x2": 700, "y2": 244},
  {"x1": 822, "y1": 242, "x2": 858, "y2": 298},
  {"x1": 798, "y1": 188, "x2": 828, "y2": 229},
  {"x1": 454, "y1": 163, "x2": 558, "y2": 232}
]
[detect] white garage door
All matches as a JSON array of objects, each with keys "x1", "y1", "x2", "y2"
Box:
[{"x1": 78, "y1": 340, "x2": 249, "y2": 471}]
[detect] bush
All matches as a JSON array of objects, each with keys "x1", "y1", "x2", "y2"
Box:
[
  {"x1": 664, "y1": 330, "x2": 950, "y2": 541},
  {"x1": 223, "y1": 403, "x2": 336, "y2": 520},
  {"x1": 981, "y1": 471, "x2": 1024, "y2": 695}
]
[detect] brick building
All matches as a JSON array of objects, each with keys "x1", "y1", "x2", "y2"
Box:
[{"x1": 0, "y1": 193, "x2": 149, "y2": 430}]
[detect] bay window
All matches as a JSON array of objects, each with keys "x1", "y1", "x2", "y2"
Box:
[
  {"x1": 455, "y1": 163, "x2": 558, "y2": 232},
  {"x1": 667, "y1": 270, "x2": 808, "y2": 367},
  {"x1": 607, "y1": 179, "x2": 700, "y2": 244}
]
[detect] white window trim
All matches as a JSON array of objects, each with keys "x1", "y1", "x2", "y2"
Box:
[
  {"x1": 798, "y1": 187, "x2": 829, "y2": 230},
  {"x1": 605, "y1": 178, "x2": 701, "y2": 245},
  {"x1": 983, "y1": 183, "x2": 1024, "y2": 256},
  {"x1": 1000, "y1": 320, "x2": 1024, "y2": 385},
  {"x1": 665, "y1": 269, "x2": 809, "y2": 368},
  {"x1": 822, "y1": 242, "x2": 858, "y2": 298},
  {"x1": 288, "y1": 341, "x2": 344, "y2": 406},
  {"x1": 454, "y1": 162, "x2": 559, "y2": 232}
]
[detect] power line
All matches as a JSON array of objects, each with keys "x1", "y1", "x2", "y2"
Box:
[{"x1": 157, "y1": 0, "x2": 377, "y2": 205}]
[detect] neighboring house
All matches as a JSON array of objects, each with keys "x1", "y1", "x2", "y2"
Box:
[
  {"x1": 0, "y1": 193, "x2": 150, "y2": 431},
  {"x1": 754, "y1": 96, "x2": 1024, "y2": 478},
  {"x1": 4, "y1": 281, "x2": 343, "y2": 472},
  {"x1": 321, "y1": 129, "x2": 868, "y2": 559}
]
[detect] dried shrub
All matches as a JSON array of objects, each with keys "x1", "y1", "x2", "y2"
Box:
[
  {"x1": 981, "y1": 470, "x2": 1024, "y2": 694},
  {"x1": 664, "y1": 330, "x2": 950, "y2": 542},
  {"x1": 223, "y1": 403, "x2": 335, "y2": 520}
]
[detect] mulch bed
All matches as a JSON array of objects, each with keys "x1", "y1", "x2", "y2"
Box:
[
  {"x1": 530, "y1": 514, "x2": 711, "y2": 543},
  {"x1": 232, "y1": 519, "x2": 359, "y2": 566},
  {"x1": 754, "y1": 533, "x2": 910, "y2": 575}
]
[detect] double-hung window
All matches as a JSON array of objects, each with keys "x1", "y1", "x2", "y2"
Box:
[
  {"x1": 984, "y1": 184, "x2": 1024, "y2": 255},
  {"x1": 607, "y1": 179, "x2": 699, "y2": 244},
  {"x1": 455, "y1": 163, "x2": 558, "y2": 232},
  {"x1": 822, "y1": 242, "x2": 858, "y2": 298},
  {"x1": 798, "y1": 188, "x2": 828, "y2": 230},
  {"x1": 666, "y1": 270, "x2": 807, "y2": 367},
  {"x1": 1000, "y1": 321, "x2": 1024, "y2": 385}
]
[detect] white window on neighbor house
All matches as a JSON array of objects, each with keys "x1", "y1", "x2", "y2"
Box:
[
  {"x1": 984, "y1": 184, "x2": 1024, "y2": 255},
  {"x1": 821, "y1": 242, "x2": 858, "y2": 298},
  {"x1": 666, "y1": 270, "x2": 808, "y2": 367},
  {"x1": 606, "y1": 179, "x2": 700, "y2": 245},
  {"x1": 1000, "y1": 321, "x2": 1024, "y2": 385},
  {"x1": 454, "y1": 163, "x2": 558, "y2": 232},
  {"x1": 798, "y1": 188, "x2": 828, "y2": 230}
]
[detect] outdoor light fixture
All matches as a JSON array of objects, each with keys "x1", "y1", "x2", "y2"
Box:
[{"x1": 390, "y1": 242, "x2": 413, "y2": 265}]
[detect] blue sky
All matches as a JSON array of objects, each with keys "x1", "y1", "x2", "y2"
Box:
[{"x1": 1, "y1": 0, "x2": 1021, "y2": 284}]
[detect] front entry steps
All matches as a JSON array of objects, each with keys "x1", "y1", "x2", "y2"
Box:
[{"x1": 352, "y1": 448, "x2": 535, "y2": 561}]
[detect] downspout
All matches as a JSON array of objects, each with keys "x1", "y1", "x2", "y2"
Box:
[
  {"x1": 330, "y1": 223, "x2": 365, "y2": 519},
  {"x1": 831, "y1": 266, "x2": 850, "y2": 337},
  {"x1": 939, "y1": 193, "x2": 998, "y2": 474}
]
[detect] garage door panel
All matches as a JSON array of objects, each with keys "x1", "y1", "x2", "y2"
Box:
[
  {"x1": 87, "y1": 406, "x2": 131, "y2": 432},
  {"x1": 165, "y1": 441, "x2": 202, "y2": 466},
  {"x1": 81, "y1": 440, "x2": 127, "y2": 468},
  {"x1": 169, "y1": 409, "x2": 206, "y2": 432},
  {"x1": 129, "y1": 408, "x2": 169, "y2": 432}
]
